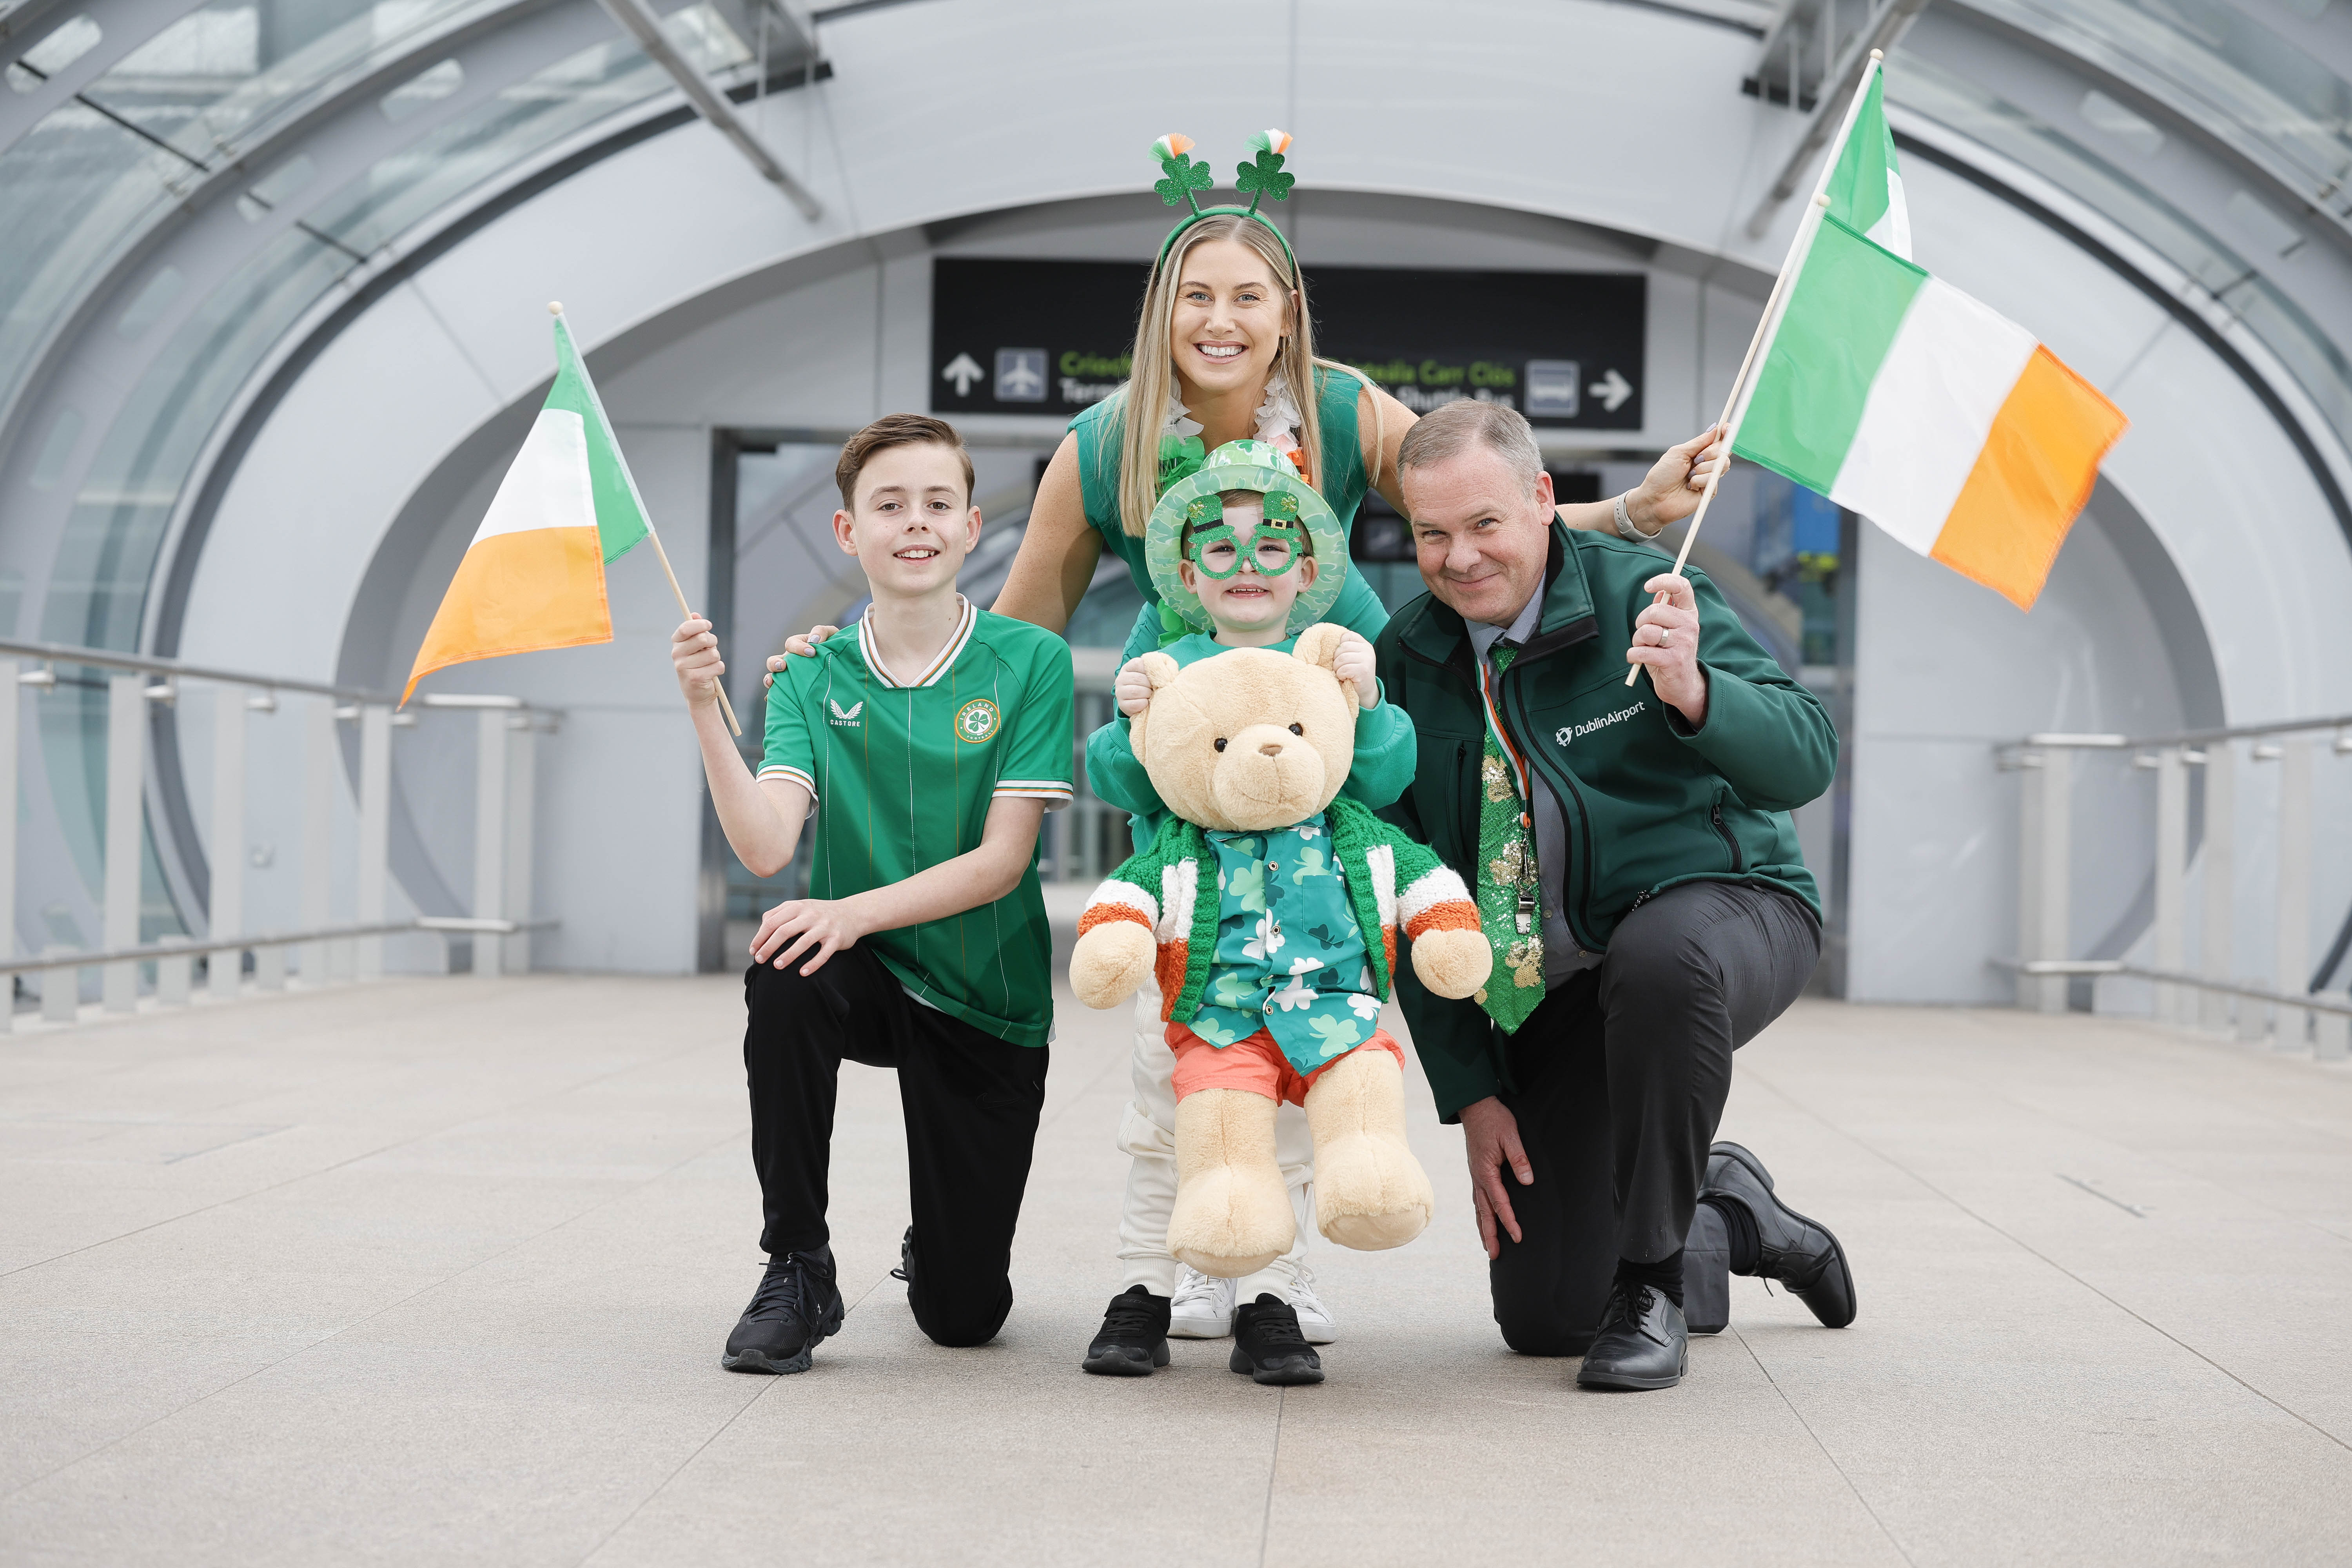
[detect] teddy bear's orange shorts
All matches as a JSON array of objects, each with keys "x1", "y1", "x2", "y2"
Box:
[{"x1": 1165, "y1": 1022, "x2": 1406, "y2": 1108}]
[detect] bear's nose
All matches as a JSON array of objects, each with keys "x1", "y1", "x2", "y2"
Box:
[{"x1": 1257, "y1": 739, "x2": 1285, "y2": 758}]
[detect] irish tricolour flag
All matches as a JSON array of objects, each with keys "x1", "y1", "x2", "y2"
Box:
[
  {"x1": 403, "y1": 309, "x2": 650, "y2": 702},
  {"x1": 1729, "y1": 60, "x2": 2127, "y2": 610}
]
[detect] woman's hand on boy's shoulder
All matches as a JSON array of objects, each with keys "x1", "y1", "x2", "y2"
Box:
[
  {"x1": 672, "y1": 617, "x2": 725, "y2": 709},
  {"x1": 762, "y1": 625, "x2": 841, "y2": 690}
]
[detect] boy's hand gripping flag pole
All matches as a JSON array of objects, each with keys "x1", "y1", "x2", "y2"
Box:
[
  {"x1": 404, "y1": 304, "x2": 741, "y2": 735},
  {"x1": 1625, "y1": 51, "x2": 1895, "y2": 688}
]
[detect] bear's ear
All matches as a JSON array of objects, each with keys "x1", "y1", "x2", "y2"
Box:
[
  {"x1": 1291, "y1": 622, "x2": 1361, "y2": 717},
  {"x1": 1124, "y1": 652, "x2": 1184, "y2": 758}
]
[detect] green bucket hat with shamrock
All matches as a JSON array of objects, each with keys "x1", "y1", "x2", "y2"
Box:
[{"x1": 1146, "y1": 438, "x2": 1348, "y2": 636}]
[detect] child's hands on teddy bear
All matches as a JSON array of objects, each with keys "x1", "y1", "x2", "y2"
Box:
[{"x1": 1115, "y1": 628, "x2": 1377, "y2": 717}]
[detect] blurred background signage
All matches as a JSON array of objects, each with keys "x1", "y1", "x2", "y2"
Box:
[{"x1": 931, "y1": 258, "x2": 1646, "y2": 430}]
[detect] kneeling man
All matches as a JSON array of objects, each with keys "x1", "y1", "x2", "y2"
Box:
[{"x1": 1377, "y1": 401, "x2": 1856, "y2": 1391}]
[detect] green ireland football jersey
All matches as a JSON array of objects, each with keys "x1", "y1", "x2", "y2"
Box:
[{"x1": 757, "y1": 599, "x2": 1074, "y2": 1047}]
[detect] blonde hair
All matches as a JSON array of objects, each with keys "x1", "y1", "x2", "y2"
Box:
[{"x1": 1100, "y1": 214, "x2": 1382, "y2": 537}]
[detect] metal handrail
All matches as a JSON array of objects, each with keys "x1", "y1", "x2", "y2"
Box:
[
  {"x1": 0, "y1": 636, "x2": 564, "y2": 715},
  {"x1": 1991, "y1": 956, "x2": 2352, "y2": 1016},
  {"x1": 1, "y1": 918, "x2": 560, "y2": 975},
  {"x1": 2009, "y1": 712, "x2": 2352, "y2": 751}
]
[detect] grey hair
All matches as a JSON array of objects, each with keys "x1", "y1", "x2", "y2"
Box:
[{"x1": 1394, "y1": 398, "x2": 1544, "y2": 496}]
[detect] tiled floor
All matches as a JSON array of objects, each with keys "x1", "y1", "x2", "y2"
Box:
[{"x1": 4, "y1": 969, "x2": 2348, "y2": 1566}]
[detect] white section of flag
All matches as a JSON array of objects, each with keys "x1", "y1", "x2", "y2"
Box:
[
  {"x1": 473, "y1": 408, "x2": 593, "y2": 543},
  {"x1": 1867, "y1": 167, "x2": 1911, "y2": 259},
  {"x1": 1829, "y1": 276, "x2": 2039, "y2": 554}
]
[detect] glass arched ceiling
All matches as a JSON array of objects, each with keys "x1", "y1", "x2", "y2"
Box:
[{"x1": 0, "y1": 0, "x2": 806, "y2": 654}]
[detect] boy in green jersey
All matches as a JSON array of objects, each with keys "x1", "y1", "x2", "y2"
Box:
[{"x1": 672, "y1": 414, "x2": 1075, "y2": 1375}]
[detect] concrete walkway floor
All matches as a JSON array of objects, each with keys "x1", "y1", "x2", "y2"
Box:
[{"x1": 4, "y1": 969, "x2": 2350, "y2": 1567}]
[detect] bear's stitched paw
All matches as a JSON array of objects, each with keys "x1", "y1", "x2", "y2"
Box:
[
  {"x1": 1312, "y1": 1131, "x2": 1435, "y2": 1252},
  {"x1": 1070, "y1": 922, "x2": 1156, "y2": 1010},
  {"x1": 1409, "y1": 927, "x2": 1492, "y2": 1000},
  {"x1": 1303, "y1": 1049, "x2": 1435, "y2": 1252},
  {"x1": 1168, "y1": 1164, "x2": 1294, "y2": 1279}
]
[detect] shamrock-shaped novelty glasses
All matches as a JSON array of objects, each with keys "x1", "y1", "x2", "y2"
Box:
[{"x1": 1185, "y1": 494, "x2": 1303, "y2": 579}]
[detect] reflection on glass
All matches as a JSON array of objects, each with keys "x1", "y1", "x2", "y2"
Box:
[{"x1": 1893, "y1": 51, "x2": 2352, "y2": 447}]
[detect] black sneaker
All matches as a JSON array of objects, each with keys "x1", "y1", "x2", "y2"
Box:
[
  {"x1": 1082, "y1": 1285, "x2": 1171, "y2": 1377},
  {"x1": 721, "y1": 1246, "x2": 845, "y2": 1374},
  {"x1": 1702, "y1": 1141, "x2": 1857, "y2": 1329},
  {"x1": 1229, "y1": 1294, "x2": 1323, "y2": 1385},
  {"x1": 1576, "y1": 1281, "x2": 1687, "y2": 1391}
]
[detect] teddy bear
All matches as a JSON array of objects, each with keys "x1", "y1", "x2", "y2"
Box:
[{"x1": 1069, "y1": 624, "x2": 1492, "y2": 1278}]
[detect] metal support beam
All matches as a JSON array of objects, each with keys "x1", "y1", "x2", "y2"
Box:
[
  {"x1": 356, "y1": 706, "x2": 391, "y2": 981},
  {"x1": 103, "y1": 672, "x2": 144, "y2": 1011},
  {"x1": 301, "y1": 696, "x2": 336, "y2": 985},
  {"x1": 0, "y1": 660, "x2": 14, "y2": 1033},
  {"x1": 1744, "y1": 0, "x2": 1931, "y2": 238},
  {"x1": 473, "y1": 709, "x2": 509, "y2": 979},
  {"x1": 209, "y1": 681, "x2": 245, "y2": 1001},
  {"x1": 2016, "y1": 748, "x2": 2069, "y2": 1014},
  {"x1": 2153, "y1": 748, "x2": 2187, "y2": 1025},
  {"x1": 2199, "y1": 744, "x2": 2234, "y2": 1032},
  {"x1": 2274, "y1": 737, "x2": 2312, "y2": 1050},
  {"x1": 594, "y1": 0, "x2": 824, "y2": 219},
  {"x1": 504, "y1": 717, "x2": 537, "y2": 976}
]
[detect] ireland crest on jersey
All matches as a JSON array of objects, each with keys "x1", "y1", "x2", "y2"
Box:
[{"x1": 954, "y1": 697, "x2": 1000, "y2": 744}]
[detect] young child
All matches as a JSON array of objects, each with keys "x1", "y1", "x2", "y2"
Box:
[
  {"x1": 672, "y1": 413, "x2": 1074, "y2": 1375},
  {"x1": 1078, "y1": 439, "x2": 1416, "y2": 1381}
]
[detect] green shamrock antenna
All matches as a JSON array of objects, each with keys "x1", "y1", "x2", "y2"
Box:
[
  {"x1": 1148, "y1": 128, "x2": 1303, "y2": 282},
  {"x1": 1234, "y1": 129, "x2": 1294, "y2": 214},
  {"x1": 1151, "y1": 134, "x2": 1214, "y2": 213}
]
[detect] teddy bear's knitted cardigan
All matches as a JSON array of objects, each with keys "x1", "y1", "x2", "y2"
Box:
[{"x1": 1076, "y1": 796, "x2": 1483, "y2": 1024}]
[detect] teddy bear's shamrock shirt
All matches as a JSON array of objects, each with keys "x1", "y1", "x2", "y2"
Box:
[{"x1": 1079, "y1": 798, "x2": 1480, "y2": 1074}]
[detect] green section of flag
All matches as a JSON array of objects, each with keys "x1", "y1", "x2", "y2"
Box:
[
  {"x1": 545, "y1": 315, "x2": 652, "y2": 564},
  {"x1": 1733, "y1": 214, "x2": 1927, "y2": 494},
  {"x1": 1824, "y1": 69, "x2": 1900, "y2": 242}
]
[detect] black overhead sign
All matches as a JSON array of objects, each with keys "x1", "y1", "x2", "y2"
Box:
[{"x1": 929, "y1": 257, "x2": 1646, "y2": 430}]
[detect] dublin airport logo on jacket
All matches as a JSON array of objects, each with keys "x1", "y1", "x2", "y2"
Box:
[{"x1": 1556, "y1": 700, "x2": 1644, "y2": 748}]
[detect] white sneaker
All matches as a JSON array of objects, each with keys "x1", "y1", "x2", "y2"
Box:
[
  {"x1": 1289, "y1": 1265, "x2": 1338, "y2": 1344},
  {"x1": 1167, "y1": 1267, "x2": 1236, "y2": 1338}
]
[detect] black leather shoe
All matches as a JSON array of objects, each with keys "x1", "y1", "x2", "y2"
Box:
[
  {"x1": 722, "y1": 1246, "x2": 845, "y2": 1374},
  {"x1": 1576, "y1": 1281, "x2": 1688, "y2": 1390},
  {"x1": 891, "y1": 1225, "x2": 914, "y2": 1287},
  {"x1": 1230, "y1": 1294, "x2": 1324, "y2": 1385},
  {"x1": 1082, "y1": 1285, "x2": 1172, "y2": 1377},
  {"x1": 1703, "y1": 1141, "x2": 1857, "y2": 1329}
]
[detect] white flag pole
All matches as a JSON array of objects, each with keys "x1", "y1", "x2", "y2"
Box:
[
  {"x1": 552, "y1": 303, "x2": 742, "y2": 737},
  {"x1": 1626, "y1": 52, "x2": 1886, "y2": 688}
]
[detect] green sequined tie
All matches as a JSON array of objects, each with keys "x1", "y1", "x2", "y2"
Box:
[{"x1": 1473, "y1": 646, "x2": 1546, "y2": 1033}]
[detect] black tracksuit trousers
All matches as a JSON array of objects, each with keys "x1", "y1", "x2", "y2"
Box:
[
  {"x1": 1489, "y1": 880, "x2": 1819, "y2": 1356},
  {"x1": 744, "y1": 944, "x2": 1048, "y2": 1348}
]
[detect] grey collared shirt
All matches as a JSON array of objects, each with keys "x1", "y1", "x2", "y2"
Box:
[{"x1": 1467, "y1": 592, "x2": 1603, "y2": 986}]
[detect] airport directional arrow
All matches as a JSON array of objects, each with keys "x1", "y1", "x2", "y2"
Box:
[
  {"x1": 941, "y1": 353, "x2": 984, "y2": 396},
  {"x1": 1592, "y1": 368, "x2": 1633, "y2": 412}
]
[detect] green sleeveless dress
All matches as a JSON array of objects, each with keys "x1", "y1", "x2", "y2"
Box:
[{"x1": 1069, "y1": 365, "x2": 1391, "y2": 662}]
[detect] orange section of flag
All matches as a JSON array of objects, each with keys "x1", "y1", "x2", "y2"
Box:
[
  {"x1": 402, "y1": 526, "x2": 610, "y2": 704},
  {"x1": 1930, "y1": 347, "x2": 2129, "y2": 610}
]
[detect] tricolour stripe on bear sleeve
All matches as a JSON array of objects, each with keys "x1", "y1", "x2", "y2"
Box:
[
  {"x1": 1399, "y1": 866, "x2": 1481, "y2": 938},
  {"x1": 1078, "y1": 879, "x2": 1156, "y2": 937}
]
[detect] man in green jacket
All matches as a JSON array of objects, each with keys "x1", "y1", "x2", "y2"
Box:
[{"x1": 1375, "y1": 400, "x2": 1857, "y2": 1392}]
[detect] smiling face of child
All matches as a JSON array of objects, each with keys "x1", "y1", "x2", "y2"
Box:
[
  {"x1": 1178, "y1": 490, "x2": 1318, "y2": 644},
  {"x1": 831, "y1": 440, "x2": 980, "y2": 598}
]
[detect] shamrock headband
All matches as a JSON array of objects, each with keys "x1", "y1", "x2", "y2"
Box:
[
  {"x1": 1146, "y1": 438, "x2": 1346, "y2": 633},
  {"x1": 1149, "y1": 130, "x2": 1299, "y2": 281}
]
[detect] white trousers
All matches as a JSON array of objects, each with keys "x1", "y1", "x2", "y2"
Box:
[{"x1": 1116, "y1": 978, "x2": 1317, "y2": 1299}]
